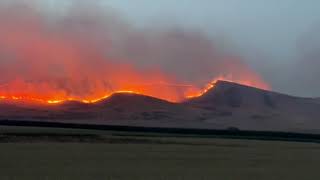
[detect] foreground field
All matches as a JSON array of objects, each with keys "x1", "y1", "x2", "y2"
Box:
[{"x1": 0, "y1": 126, "x2": 320, "y2": 180}]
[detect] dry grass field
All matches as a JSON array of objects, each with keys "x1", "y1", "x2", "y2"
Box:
[{"x1": 0, "y1": 126, "x2": 320, "y2": 180}]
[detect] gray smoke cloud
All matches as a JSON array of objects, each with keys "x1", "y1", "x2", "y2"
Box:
[
  {"x1": 1, "y1": 0, "x2": 319, "y2": 100},
  {"x1": 293, "y1": 24, "x2": 320, "y2": 97},
  {"x1": 0, "y1": 1, "x2": 271, "y2": 102}
]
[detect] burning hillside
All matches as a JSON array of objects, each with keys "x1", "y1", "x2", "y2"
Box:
[
  {"x1": 0, "y1": 1, "x2": 269, "y2": 104},
  {"x1": 0, "y1": 77, "x2": 269, "y2": 104}
]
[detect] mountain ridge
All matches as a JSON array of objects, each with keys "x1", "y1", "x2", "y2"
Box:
[{"x1": 0, "y1": 81, "x2": 320, "y2": 133}]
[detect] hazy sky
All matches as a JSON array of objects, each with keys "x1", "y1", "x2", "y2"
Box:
[
  {"x1": 39, "y1": 0, "x2": 320, "y2": 96},
  {"x1": 103, "y1": 0, "x2": 320, "y2": 66},
  {"x1": 5, "y1": 0, "x2": 320, "y2": 97}
]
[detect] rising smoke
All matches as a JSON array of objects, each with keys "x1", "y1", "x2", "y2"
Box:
[{"x1": 0, "y1": 1, "x2": 268, "y2": 102}]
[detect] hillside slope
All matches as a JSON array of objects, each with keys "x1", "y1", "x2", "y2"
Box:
[
  {"x1": 1, "y1": 82, "x2": 320, "y2": 133},
  {"x1": 186, "y1": 81, "x2": 320, "y2": 132},
  {"x1": 0, "y1": 93, "x2": 207, "y2": 128}
]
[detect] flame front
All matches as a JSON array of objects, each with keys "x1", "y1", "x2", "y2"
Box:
[
  {"x1": 0, "y1": 2, "x2": 270, "y2": 105},
  {"x1": 186, "y1": 75, "x2": 270, "y2": 99},
  {"x1": 0, "y1": 75, "x2": 269, "y2": 104}
]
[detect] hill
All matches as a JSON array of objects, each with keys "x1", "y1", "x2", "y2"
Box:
[
  {"x1": 1, "y1": 82, "x2": 320, "y2": 133},
  {"x1": 0, "y1": 93, "x2": 207, "y2": 128},
  {"x1": 186, "y1": 81, "x2": 320, "y2": 132}
]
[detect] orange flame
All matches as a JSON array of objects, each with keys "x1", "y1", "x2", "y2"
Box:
[
  {"x1": 0, "y1": 3, "x2": 270, "y2": 105},
  {"x1": 186, "y1": 75, "x2": 270, "y2": 99},
  {"x1": 0, "y1": 75, "x2": 270, "y2": 104}
]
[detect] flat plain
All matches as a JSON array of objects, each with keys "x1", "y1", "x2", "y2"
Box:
[{"x1": 0, "y1": 126, "x2": 320, "y2": 180}]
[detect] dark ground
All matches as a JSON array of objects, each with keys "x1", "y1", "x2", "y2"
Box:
[{"x1": 0, "y1": 125, "x2": 320, "y2": 180}]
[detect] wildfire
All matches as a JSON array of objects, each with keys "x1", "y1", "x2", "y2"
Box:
[
  {"x1": 0, "y1": 91, "x2": 142, "y2": 105},
  {"x1": 186, "y1": 76, "x2": 270, "y2": 99},
  {"x1": 0, "y1": 2, "x2": 271, "y2": 105},
  {"x1": 186, "y1": 81, "x2": 217, "y2": 99},
  {"x1": 0, "y1": 76, "x2": 269, "y2": 105}
]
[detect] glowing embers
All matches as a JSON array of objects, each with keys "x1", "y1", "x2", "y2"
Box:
[
  {"x1": 0, "y1": 91, "x2": 142, "y2": 105},
  {"x1": 79, "y1": 90, "x2": 140, "y2": 104},
  {"x1": 186, "y1": 81, "x2": 217, "y2": 99},
  {"x1": 0, "y1": 95, "x2": 50, "y2": 104},
  {"x1": 186, "y1": 76, "x2": 270, "y2": 99},
  {"x1": 0, "y1": 75, "x2": 270, "y2": 104}
]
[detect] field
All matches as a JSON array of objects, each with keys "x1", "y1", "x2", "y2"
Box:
[{"x1": 0, "y1": 126, "x2": 320, "y2": 180}]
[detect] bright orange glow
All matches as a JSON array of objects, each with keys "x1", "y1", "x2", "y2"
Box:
[
  {"x1": 0, "y1": 3, "x2": 270, "y2": 105},
  {"x1": 0, "y1": 91, "x2": 142, "y2": 105},
  {"x1": 0, "y1": 75, "x2": 270, "y2": 104},
  {"x1": 186, "y1": 75, "x2": 270, "y2": 99}
]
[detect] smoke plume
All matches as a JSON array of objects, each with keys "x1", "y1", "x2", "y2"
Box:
[{"x1": 0, "y1": 1, "x2": 269, "y2": 102}]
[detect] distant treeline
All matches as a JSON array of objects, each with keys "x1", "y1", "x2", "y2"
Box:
[{"x1": 0, "y1": 120, "x2": 320, "y2": 143}]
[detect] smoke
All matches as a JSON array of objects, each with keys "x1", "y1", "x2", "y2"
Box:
[
  {"x1": 0, "y1": 1, "x2": 268, "y2": 102},
  {"x1": 293, "y1": 24, "x2": 320, "y2": 97}
]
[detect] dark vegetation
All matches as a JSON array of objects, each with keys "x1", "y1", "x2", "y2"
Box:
[
  {"x1": 225, "y1": 87, "x2": 243, "y2": 107},
  {"x1": 1, "y1": 120, "x2": 320, "y2": 143},
  {"x1": 263, "y1": 93, "x2": 277, "y2": 108},
  {"x1": 1, "y1": 125, "x2": 320, "y2": 180}
]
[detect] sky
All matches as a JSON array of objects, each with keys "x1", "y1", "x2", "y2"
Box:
[
  {"x1": 2, "y1": 0, "x2": 320, "y2": 97},
  {"x1": 102, "y1": 0, "x2": 320, "y2": 96}
]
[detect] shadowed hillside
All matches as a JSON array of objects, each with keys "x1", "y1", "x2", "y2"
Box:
[
  {"x1": 1, "y1": 81, "x2": 320, "y2": 133},
  {"x1": 0, "y1": 93, "x2": 207, "y2": 128},
  {"x1": 186, "y1": 81, "x2": 320, "y2": 132}
]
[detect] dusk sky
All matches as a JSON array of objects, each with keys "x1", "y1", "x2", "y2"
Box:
[{"x1": 2, "y1": 0, "x2": 320, "y2": 97}]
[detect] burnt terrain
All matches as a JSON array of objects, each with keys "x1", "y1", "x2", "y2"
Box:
[{"x1": 1, "y1": 80, "x2": 320, "y2": 133}]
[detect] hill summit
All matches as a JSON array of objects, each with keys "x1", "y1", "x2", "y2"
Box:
[{"x1": 1, "y1": 80, "x2": 320, "y2": 133}]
